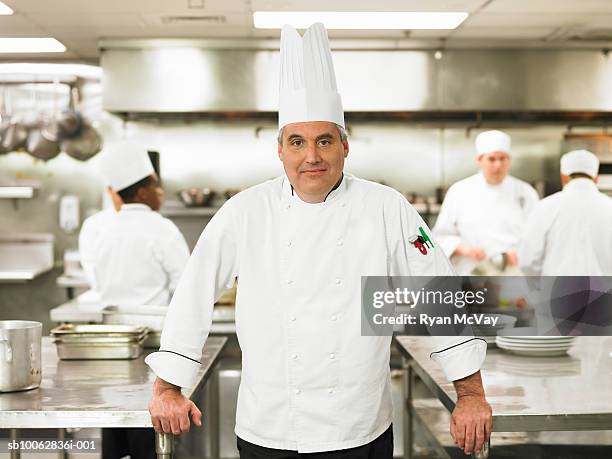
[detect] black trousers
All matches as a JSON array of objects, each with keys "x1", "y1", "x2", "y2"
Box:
[
  {"x1": 102, "y1": 427, "x2": 155, "y2": 459},
  {"x1": 237, "y1": 425, "x2": 393, "y2": 459}
]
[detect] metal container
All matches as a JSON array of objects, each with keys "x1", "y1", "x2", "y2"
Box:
[
  {"x1": 54, "y1": 339, "x2": 145, "y2": 360},
  {"x1": 0, "y1": 320, "x2": 42, "y2": 392},
  {"x1": 51, "y1": 324, "x2": 148, "y2": 360},
  {"x1": 50, "y1": 324, "x2": 147, "y2": 336}
]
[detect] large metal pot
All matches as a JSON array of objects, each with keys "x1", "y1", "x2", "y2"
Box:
[{"x1": 0, "y1": 320, "x2": 42, "y2": 392}]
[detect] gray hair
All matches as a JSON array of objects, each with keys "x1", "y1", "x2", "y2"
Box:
[{"x1": 277, "y1": 123, "x2": 348, "y2": 145}]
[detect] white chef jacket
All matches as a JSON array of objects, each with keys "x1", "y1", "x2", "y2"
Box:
[
  {"x1": 434, "y1": 172, "x2": 539, "y2": 275},
  {"x1": 92, "y1": 203, "x2": 190, "y2": 306},
  {"x1": 519, "y1": 178, "x2": 612, "y2": 276},
  {"x1": 79, "y1": 207, "x2": 117, "y2": 290},
  {"x1": 145, "y1": 175, "x2": 486, "y2": 453}
]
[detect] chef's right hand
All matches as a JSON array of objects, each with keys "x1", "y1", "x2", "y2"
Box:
[
  {"x1": 148, "y1": 377, "x2": 202, "y2": 434},
  {"x1": 454, "y1": 244, "x2": 486, "y2": 261}
]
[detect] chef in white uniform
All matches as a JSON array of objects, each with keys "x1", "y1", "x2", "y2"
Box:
[
  {"x1": 519, "y1": 149, "x2": 612, "y2": 276},
  {"x1": 434, "y1": 130, "x2": 539, "y2": 275},
  {"x1": 146, "y1": 23, "x2": 491, "y2": 458},
  {"x1": 95, "y1": 141, "x2": 190, "y2": 306},
  {"x1": 78, "y1": 186, "x2": 122, "y2": 291}
]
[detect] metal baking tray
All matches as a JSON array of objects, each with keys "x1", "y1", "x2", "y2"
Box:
[
  {"x1": 54, "y1": 338, "x2": 145, "y2": 360},
  {"x1": 51, "y1": 324, "x2": 148, "y2": 337},
  {"x1": 54, "y1": 333, "x2": 148, "y2": 344}
]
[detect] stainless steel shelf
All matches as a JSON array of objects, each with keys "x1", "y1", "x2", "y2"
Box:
[
  {"x1": 160, "y1": 200, "x2": 220, "y2": 217},
  {"x1": 0, "y1": 182, "x2": 40, "y2": 199}
]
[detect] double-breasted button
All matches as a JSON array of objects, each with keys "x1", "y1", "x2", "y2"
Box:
[
  {"x1": 334, "y1": 278, "x2": 342, "y2": 285},
  {"x1": 337, "y1": 239, "x2": 344, "y2": 246}
]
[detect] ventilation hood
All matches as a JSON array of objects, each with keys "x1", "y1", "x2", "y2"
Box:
[{"x1": 100, "y1": 39, "x2": 612, "y2": 113}]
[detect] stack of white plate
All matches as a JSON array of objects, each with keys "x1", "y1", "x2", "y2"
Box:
[
  {"x1": 495, "y1": 335, "x2": 576, "y2": 357},
  {"x1": 472, "y1": 314, "x2": 517, "y2": 346}
]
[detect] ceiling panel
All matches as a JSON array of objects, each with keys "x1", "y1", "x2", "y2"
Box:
[
  {"x1": 484, "y1": 0, "x2": 612, "y2": 14},
  {"x1": 452, "y1": 27, "x2": 555, "y2": 39},
  {"x1": 27, "y1": 13, "x2": 143, "y2": 28},
  {"x1": 465, "y1": 13, "x2": 612, "y2": 28},
  {"x1": 0, "y1": 15, "x2": 47, "y2": 35},
  {"x1": 250, "y1": 0, "x2": 488, "y2": 12},
  {"x1": 3, "y1": 0, "x2": 250, "y2": 14}
]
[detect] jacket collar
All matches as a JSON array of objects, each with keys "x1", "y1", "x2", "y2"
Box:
[
  {"x1": 281, "y1": 173, "x2": 347, "y2": 205},
  {"x1": 564, "y1": 177, "x2": 598, "y2": 193},
  {"x1": 119, "y1": 203, "x2": 152, "y2": 212}
]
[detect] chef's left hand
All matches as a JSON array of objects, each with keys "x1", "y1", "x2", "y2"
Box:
[
  {"x1": 505, "y1": 250, "x2": 518, "y2": 266},
  {"x1": 450, "y1": 394, "x2": 492, "y2": 455}
]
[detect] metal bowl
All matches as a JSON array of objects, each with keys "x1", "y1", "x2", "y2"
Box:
[{"x1": 178, "y1": 188, "x2": 216, "y2": 207}]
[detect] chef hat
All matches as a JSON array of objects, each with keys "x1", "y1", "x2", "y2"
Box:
[
  {"x1": 98, "y1": 140, "x2": 154, "y2": 192},
  {"x1": 278, "y1": 22, "x2": 344, "y2": 130},
  {"x1": 560, "y1": 149, "x2": 599, "y2": 177},
  {"x1": 475, "y1": 130, "x2": 511, "y2": 157}
]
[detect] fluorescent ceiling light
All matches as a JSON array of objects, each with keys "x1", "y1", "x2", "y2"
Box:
[
  {"x1": 253, "y1": 11, "x2": 468, "y2": 30},
  {"x1": 0, "y1": 38, "x2": 66, "y2": 53},
  {"x1": 0, "y1": 63, "x2": 102, "y2": 79},
  {"x1": 0, "y1": 2, "x2": 13, "y2": 15}
]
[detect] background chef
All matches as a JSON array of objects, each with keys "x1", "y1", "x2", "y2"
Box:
[
  {"x1": 519, "y1": 149, "x2": 612, "y2": 276},
  {"x1": 95, "y1": 140, "x2": 190, "y2": 307},
  {"x1": 434, "y1": 130, "x2": 539, "y2": 275},
  {"x1": 146, "y1": 23, "x2": 492, "y2": 458},
  {"x1": 78, "y1": 184, "x2": 122, "y2": 292}
]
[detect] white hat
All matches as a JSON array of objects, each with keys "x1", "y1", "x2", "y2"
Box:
[
  {"x1": 278, "y1": 23, "x2": 344, "y2": 130},
  {"x1": 561, "y1": 149, "x2": 599, "y2": 177},
  {"x1": 98, "y1": 140, "x2": 154, "y2": 192},
  {"x1": 475, "y1": 130, "x2": 511, "y2": 157}
]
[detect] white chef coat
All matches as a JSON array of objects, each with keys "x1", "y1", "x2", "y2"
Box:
[
  {"x1": 92, "y1": 203, "x2": 190, "y2": 306},
  {"x1": 434, "y1": 172, "x2": 539, "y2": 275},
  {"x1": 79, "y1": 207, "x2": 117, "y2": 290},
  {"x1": 519, "y1": 178, "x2": 612, "y2": 276},
  {"x1": 145, "y1": 174, "x2": 486, "y2": 453}
]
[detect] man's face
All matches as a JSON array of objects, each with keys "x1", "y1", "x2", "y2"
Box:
[
  {"x1": 277, "y1": 121, "x2": 349, "y2": 202},
  {"x1": 478, "y1": 151, "x2": 511, "y2": 185},
  {"x1": 138, "y1": 175, "x2": 164, "y2": 211}
]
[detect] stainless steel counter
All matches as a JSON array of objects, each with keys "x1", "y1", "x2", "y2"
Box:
[
  {"x1": 0, "y1": 336, "x2": 227, "y2": 429},
  {"x1": 394, "y1": 336, "x2": 612, "y2": 458}
]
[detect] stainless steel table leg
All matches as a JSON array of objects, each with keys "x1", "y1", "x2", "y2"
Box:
[
  {"x1": 9, "y1": 429, "x2": 20, "y2": 459},
  {"x1": 403, "y1": 358, "x2": 414, "y2": 459},
  {"x1": 155, "y1": 432, "x2": 173, "y2": 459},
  {"x1": 204, "y1": 367, "x2": 220, "y2": 459},
  {"x1": 473, "y1": 439, "x2": 490, "y2": 459},
  {"x1": 58, "y1": 428, "x2": 68, "y2": 459}
]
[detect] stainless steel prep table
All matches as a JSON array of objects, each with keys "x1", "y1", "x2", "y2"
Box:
[
  {"x1": 0, "y1": 336, "x2": 228, "y2": 459},
  {"x1": 394, "y1": 336, "x2": 612, "y2": 458}
]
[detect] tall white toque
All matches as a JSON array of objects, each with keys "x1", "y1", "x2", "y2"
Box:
[{"x1": 278, "y1": 22, "x2": 345, "y2": 130}]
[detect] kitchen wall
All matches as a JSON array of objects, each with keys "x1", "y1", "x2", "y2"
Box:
[{"x1": 0, "y1": 107, "x2": 568, "y2": 329}]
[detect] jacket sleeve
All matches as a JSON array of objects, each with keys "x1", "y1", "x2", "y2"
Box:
[
  {"x1": 521, "y1": 183, "x2": 541, "y2": 220},
  {"x1": 78, "y1": 217, "x2": 99, "y2": 291},
  {"x1": 154, "y1": 220, "x2": 191, "y2": 293},
  {"x1": 391, "y1": 194, "x2": 487, "y2": 381},
  {"x1": 518, "y1": 202, "x2": 547, "y2": 276},
  {"x1": 145, "y1": 202, "x2": 239, "y2": 388},
  {"x1": 432, "y1": 185, "x2": 462, "y2": 258}
]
